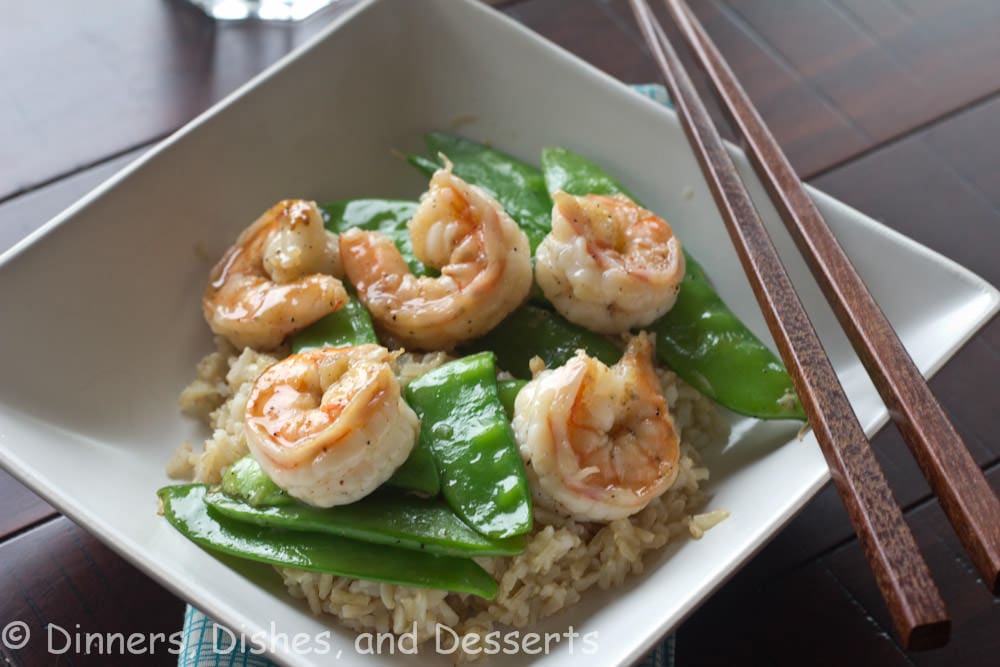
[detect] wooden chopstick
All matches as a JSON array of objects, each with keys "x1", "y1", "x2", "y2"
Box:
[
  {"x1": 627, "y1": 0, "x2": 951, "y2": 650},
  {"x1": 665, "y1": 0, "x2": 1000, "y2": 598}
]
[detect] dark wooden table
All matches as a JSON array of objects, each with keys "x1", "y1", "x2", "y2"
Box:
[{"x1": 2, "y1": 1, "x2": 998, "y2": 665}]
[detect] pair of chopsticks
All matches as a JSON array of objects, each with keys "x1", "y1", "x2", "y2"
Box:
[{"x1": 628, "y1": 0, "x2": 1000, "y2": 651}]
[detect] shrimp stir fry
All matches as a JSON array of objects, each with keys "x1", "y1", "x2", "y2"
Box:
[
  {"x1": 535, "y1": 192, "x2": 685, "y2": 334},
  {"x1": 512, "y1": 333, "x2": 680, "y2": 522},
  {"x1": 340, "y1": 161, "x2": 532, "y2": 350},
  {"x1": 244, "y1": 345, "x2": 419, "y2": 508},
  {"x1": 204, "y1": 199, "x2": 347, "y2": 350}
]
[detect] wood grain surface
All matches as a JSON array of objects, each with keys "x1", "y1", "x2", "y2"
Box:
[
  {"x1": 0, "y1": 0, "x2": 345, "y2": 202},
  {"x1": 665, "y1": 0, "x2": 1000, "y2": 594},
  {"x1": 1, "y1": 1, "x2": 998, "y2": 665},
  {"x1": 0, "y1": 517, "x2": 183, "y2": 667},
  {"x1": 633, "y1": 0, "x2": 948, "y2": 647}
]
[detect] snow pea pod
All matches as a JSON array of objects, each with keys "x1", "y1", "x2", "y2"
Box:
[
  {"x1": 221, "y1": 452, "x2": 445, "y2": 536},
  {"x1": 471, "y1": 305, "x2": 621, "y2": 380},
  {"x1": 158, "y1": 484, "x2": 498, "y2": 599},
  {"x1": 407, "y1": 154, "x2": 440, "y2": 177},
  {"x1": 384, "y1": 440, "x2": 440, "y2": 496},
  {"x1": 214, "y1": 456, "x2": 518, "y2": 554},
  {"x1": 497, "y1": 379, "x2": 527, "y2": 421},
  {"x1": 205, "y1": 488, "x2": 525, "y2": 558},
  {"x1": 541, "y1": 147, "x2": 804, "y2": 420},
  {"x1": 410, "y1": 132, "x2": 552, "y2": 252},
  {"x1": 222, "y1": 455, "x2": 294, "y2": 507},
  {"x1": 405, "y1": 352, "x2": 532, "y2": 538},
  {"x1": 291, "y1": 296, "x2": 377, "y2": 353}
]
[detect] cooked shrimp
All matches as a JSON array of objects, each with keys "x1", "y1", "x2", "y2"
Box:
[
  {"x1": 243, "y1": 345, "x2": 419, "y2": 508},
  {"x1": 535, "y1": 192, "x2": 685, "y2": 334},
  {"x1": 512, "y1": 333, "x2": 680, "y2": 522},
  {"x1": 340, "y1": 161, "x2": 532, "y2": 350},
  {"x1": 204, "y1": 199, "x2": 347, "y2": 350}
]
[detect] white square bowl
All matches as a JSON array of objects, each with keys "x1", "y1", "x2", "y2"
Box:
[{"x1": 0, "y1": 0, "x2": 996, "y2": 665}]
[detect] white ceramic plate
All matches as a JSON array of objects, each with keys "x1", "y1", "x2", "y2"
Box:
[{"x1": 0, "y1": 1, "x2": 996, "y2": 665}]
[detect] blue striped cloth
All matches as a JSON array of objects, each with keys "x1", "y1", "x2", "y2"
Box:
[
  {"x1": 178, "y1": 83, "x2": 676, "y2": 667},
  {"x1": 632, "y1": 82, "x2": 674, "y2": 108}
]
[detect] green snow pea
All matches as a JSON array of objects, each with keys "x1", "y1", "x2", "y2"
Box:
[
  {"x1": 219, "y1": 460, "x2": 492, "y2": 556},
  {"x1": 158, "y1": 484, "x2": 497, "y2": 599},
  {"x1": 541, "y1": 147, "x2": 804, "y2": 420},
  {"x1": 407, "y1": 154, "x2": 440, "y2": 177},
  {"x1": 471, "y1": 305, "x2": 621, "y2": 380},
  {"x1": 405, "y1": 352, "x2": 532, "y2": 538},
  {"x1": 385, "y1": 440, "x2": 441, "y2": 496},
  {"x1": 497, "y1": 379, "x2": 527, "y2": 421},
  {"x1": 222, "y1": 456, "x2": 294, "y2": 507},
  {"x1": 409, "y1": 132, "x2": 552, "y2": 252},
  {"x1": 205, "y1": 488, "x2": 525, "y2": 558},
  {"x1": 291, "y1": 296, "x2": 378, "y2": 353},
  {"x1": 541, "y1": 147, "x2": 641, "y2": 200}
]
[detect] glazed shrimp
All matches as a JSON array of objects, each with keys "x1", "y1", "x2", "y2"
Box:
[
  {"x1": 204, "y1": 199, "x2": 347, "y2": 350},
  {"x1": 243, "y1": 345, "x2": 419, "y2": 508},
  {"x1": 512, "y1": 333, "x2": 680, "y2": 522},
  {"x1": 535, "y1": 192, "x2": 685, "y2": 334},
  {"x1": 340, "y1": 161, "x2": 532, "y2": 350}
]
